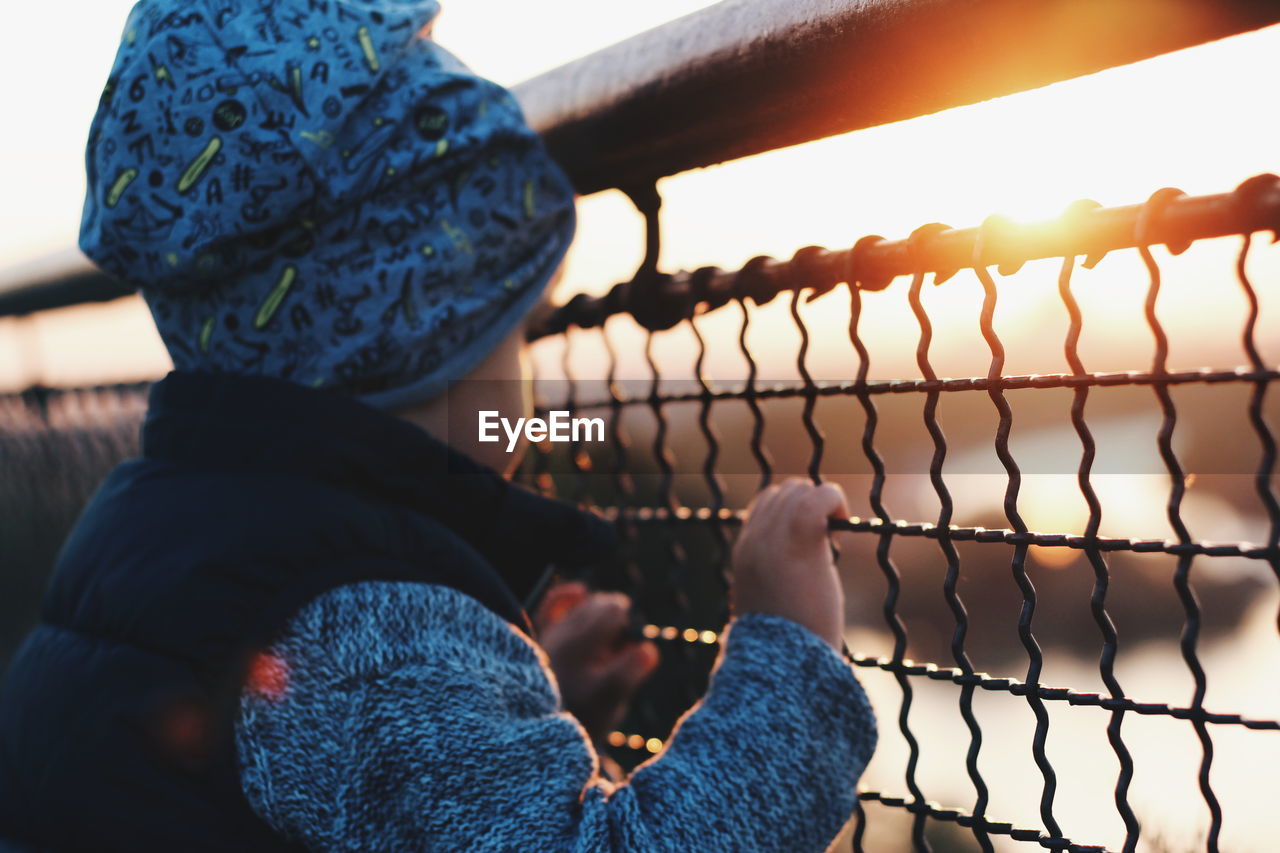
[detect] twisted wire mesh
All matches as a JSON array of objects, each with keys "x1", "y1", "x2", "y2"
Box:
[
  {"x1": 908, "y1": 256, "x2": 994, "y2": 853},
  {"x1": 523, "y1": 176, "x2": 1280, "y2": 852},
  {"x1": 1056, "y1": 253, "x2": 1140, "y2": 851},
  {"x1": 1137, "y1": 206, "x2": 1224, "y2": 853}
]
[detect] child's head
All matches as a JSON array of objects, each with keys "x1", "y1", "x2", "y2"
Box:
[{"x1": 79, "y1": 0, "x2": 575, "y2": 410}]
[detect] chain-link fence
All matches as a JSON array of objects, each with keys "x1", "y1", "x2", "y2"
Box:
[{"x1": 518, "y1": 175, "x2": 1280, "y2": 852}]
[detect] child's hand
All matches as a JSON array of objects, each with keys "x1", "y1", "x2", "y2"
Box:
[
  {"x1": 731, "y1": 479, "x2": 850, "y2": 650},
  {"x1": 534, "y1": 582, "x2": 659, "y2": 746}
]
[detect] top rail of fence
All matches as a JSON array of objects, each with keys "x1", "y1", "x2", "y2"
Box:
[
  {"x1": 2, "y1": 0, "x2": 1278, "y2": 319},
  {"x1": 516, "y1": 0, "x2": 1280, "y2": 195}
]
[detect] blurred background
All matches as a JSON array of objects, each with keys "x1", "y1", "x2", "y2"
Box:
[{"x1": 2, "y1": 2, "x2": 1279, "y2": 852}]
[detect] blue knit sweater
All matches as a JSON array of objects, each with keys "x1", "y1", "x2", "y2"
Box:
[{"x1": 235, "y1": 582, "x2": 877, "y2": 852}]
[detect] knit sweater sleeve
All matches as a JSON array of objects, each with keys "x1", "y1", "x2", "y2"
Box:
[{"x1": 235, "y1": 581, "x2": 877, "y2": 852}]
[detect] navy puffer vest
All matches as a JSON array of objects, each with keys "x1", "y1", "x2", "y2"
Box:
[{"x1": 0, "y1": 372, "x2": 612, "y2": 852}]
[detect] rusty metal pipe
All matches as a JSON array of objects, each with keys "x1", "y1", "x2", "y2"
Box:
[{"x1": 515, "y1": 0, "x2": 1280, "y2": 194}]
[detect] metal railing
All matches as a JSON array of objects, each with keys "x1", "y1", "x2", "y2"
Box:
[{"x1": 520, "y1": 173, "x2": 1280, "y2": 852}]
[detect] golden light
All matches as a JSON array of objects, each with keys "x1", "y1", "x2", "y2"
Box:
[
  {"x1": 1029, "y1": 545, "x2": 1078, "y2": 571},
  {"x1": 544, "y1": 25, "x2": 1280, "y2": 391},
  {"x1": 4, "y1": 25, "x2": 1279, "y2": 391}
]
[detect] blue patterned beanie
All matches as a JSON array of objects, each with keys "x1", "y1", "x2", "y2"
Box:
[{"x1": 80, "y1": 0, "x2": 575, "y2": 408}]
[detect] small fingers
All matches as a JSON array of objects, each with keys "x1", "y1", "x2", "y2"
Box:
[
  {"x1": 607, "y1": 640, "x2": 659, "y2": 684},
  {"x1": 560, "y1": 592, "x2": 632, "y2": 644},
  {"x1": 743, "y1": 482, "x2": 784, "y2": 521},
  {"x1": 534, "y1": 580, "x2": 590, "y2": 630},
  {"x1": 777, "y1": 481, "x2": 848, "y2": 540},
  {"x1": 744, "y1": 478, "x2": 810, "y2": 530},
  {"x1": 812, "y1": 482, "x2": 850, "y2": 521},
  {"x1": 597, "y1": 641, "x2": 659, "y2": 708}
]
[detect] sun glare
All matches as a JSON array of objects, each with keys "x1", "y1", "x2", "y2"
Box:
[
  {"x1": 541, "y1": 24, "x2": 1280, "y2": 389},
  {"x1": 558, "y1": 24, "x2": 1279, "y2": 292},
  {"x1": 3, "y1": 20, "x2": 1279, "y2": 392}
]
